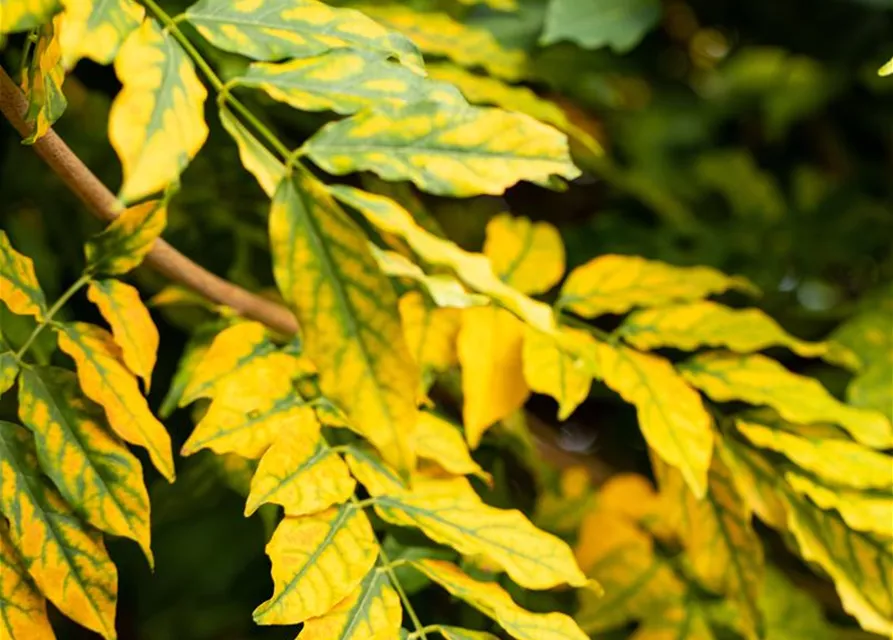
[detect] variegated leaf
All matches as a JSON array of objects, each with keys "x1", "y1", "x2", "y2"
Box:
[
  {"x1": 21, "y1": 16, "x2": 66, "y2": 144},
  {"x1": 0, "y1": 520, "x2": 55, "y2": 640},
  {"x1": 0, "y1": 229, "x2": 48, "y2": 320},
  {"x1": 0, "y1": 350, "x2": 19, "y2": 394},
  {"x1": 378, "y1": 249, "x2": 486, "y2": 309},
  {"x1": 522, "y1": 326, "x2": 597, "y2": 420},
  {"x1": 219, "y1": 106, "x2": 284, "y2": 198},
  {"x1": 783, "y1": 471, "x2": 891, "y2": 536},
  {"x1": 483, "y1": 214, "x2": 565, "y2": 295},
  {"x1": 58, "y1": 0, "x2": 144, "y2": 66},
  {"x1": 109, "y1": 19, "x2": 208, "y2": 202},
  {"x1": 399, "y1": 291, "x2": 461, "y2": 375},
  {"x1": 85, "y1": 199, "x2": 166, "y2": 275},
  {"x1": 0, "y1": 0, "x2": 60, "y2": 34},
  {"x1": 433, "y1": 627, "x2": 500, "y2": 640}
]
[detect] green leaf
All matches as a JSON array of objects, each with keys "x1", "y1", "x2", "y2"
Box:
[
  {"x1": 219, "y1": 106, "x2": 284, "y2": 198},
  {"x1": 304, "y1": 101, "x2": 579, "y2": 197},
  {"x1": 58, "y1": 0, "x2": 144, "y2": 66},
  {"x1": 0, "y1": 229, "x2": 48, "y2": 321},
  {"x1": 433, "y1": 626, "x2": 500, "y2": 640},
  {"x1": 849, "y1": 357, "x2": 893, "y2": 421},
  {"x1": 0, "y1": 351, "x2": 19, "y2": 395},
  {"x1": 760, "y1": 566, "x2": 835, "y2": 640},
  {"x1": 269, "y1": 173, "x2": 419, "y2": 477},
  {"x1": 0, "y1": 520, "x2": 56, "y2": 640},
  {"x1": 0, "y1": 0, "x2": 60, "y2": 34},
  {"x1": 185, "y1": 0, "x2": 423, "y2": 71},
  {"x1": 85, "y1": 200, "x2": 166, "y2": 275},
  {"x1": 540, "y1": 0, "x2": 661, "y2": 52},
  {"x1": 22, "y1": 17, "x2": 67, "y2": 145}
]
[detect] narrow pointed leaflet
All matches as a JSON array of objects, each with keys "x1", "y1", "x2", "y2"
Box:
[
  {"x1": 21, "y1": 17, "x2": 67, "y2": 144},
  {"x1": 0, "y1": 230, "x2": 48, "y2": 320}
]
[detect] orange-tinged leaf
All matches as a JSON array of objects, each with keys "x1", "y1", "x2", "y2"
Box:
[
  {"x1": 56, "y1": 322, "x2": 175, "y2": 481},
  {"x1": 21, "y1": 16, "x2": 66, "y2": 144},
  {"x1": 297, "y1": 567, "x2": 402, "y2": 640},
  {"x1": 84, "y1": 199, "x2": 166, "y2": 275},
  {"x1": 0, "y1": 350, "x2": 19, "y2": 395},
  {"x1": 253, "y1": 504, "x2": 379, "y2": 625},
  {"x1": 88, "y1": 279, "x2": 159, "y2": 391},
  {"x1": 58, "y1": 0, "x2": 144, "y2": 66},
  {"x1": 109, "y1": 19, "x2": 208, "y2": 202},
  {"x1": 245, "y1": 427, "x2": 355, "y2": 517},
  {"x1": 412, "y1": 559, "x2": 588, "y2": 640},
  {"x1": 680, "y1": 352, "x2": 893, "y2": 449},
  {"x1": 399, "y1": 291, "x2": 461, "y2": 373},
  {"x1": 594, "y1": 341, "x2": 713, "y2": 496},
  {"x1": 269, "y1": 173, "x2": 419, "y2": 477},
  {"x1": 18, "y1": 366, "x2": 152, "y2": 564},
  {"x1": 416, "y1": 410, "x2": 489, "y2": 480},
  {"x1": 0, "y1": 421, "x2": 117, "y2": 639},
  {"x1": 0, "y1": 229, "x2": 47, "y2": 320},
  {"x1": 0, "y1": 520, "x2": 56, "y2": 640},
  {"x1": 522, "y1": 325, "x2": 596, "y2": 420},
  {"x1": 630, "y1": 605, "x2": 718, "y2": 640},
  {"x1": 458, "y1": 306, "x2": 529, "y2": 448},
  {"x1": 483, "y1": 214, "x2": 565, "y2": 295}
]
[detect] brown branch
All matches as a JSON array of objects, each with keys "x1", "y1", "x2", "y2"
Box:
[{"x1": 0, "y1": 66, "x2": 299, "y2": 336}]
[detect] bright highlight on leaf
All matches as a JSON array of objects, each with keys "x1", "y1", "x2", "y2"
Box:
[
  {"x1": 21, "y1": 16, "x2": 66, "y2": 144},
  {"x1": 85, "y1": 199, "x2": 166, "y2": 275},
  {"x1": 483, "y1": 214, "x2": 565, "y2": 295},
  {"x1": 0, "y1": 0, "x2": 60, "y2": 34},
  {"x1": 58, "y1": 0, "x2": 144, "y2": 67}
]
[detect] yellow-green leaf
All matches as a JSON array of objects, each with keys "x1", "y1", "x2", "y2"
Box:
[
  {"x1": 329, "y1": 187, "x2": 557, "y2": 333},
  {"x1": 412, "y1": 559, "x2": 588, "y2": 640},
  {"x1": 236, "y1": 49, "x2": 462, "y2": 115},
  {"x1": 879, "y1": 56, "x2": 893, "y2": 76},
  {"x1": 483, "y1": 214, "x2": 565, "y2": 295},
  {"x1": 432, "y1": 626, "x2": 500, "y2": 640},
  {"x1": 380, "y1": 249, "x2": 487, "y2": 309},
  {"x1": 680, "y1": 352, "x2": 893, "y2": 449},
  {"x1": 58, "y1": 0, "x2": 144, "y2": 66},
  {"x1": 829, "y1": 308, "x2": 891, "y2": 371},
  {"x1": 348, "y1": 451, "x2": 587, "y2": 589},
  {"x1": 17, "y1": 366, "x2": 152, "y2": 564},
  {"x1": 399, "y1": 291, "x2": 461, "y2": 374},
  {"x1": 253, "y1": 504, "x2": 379, "y2": 625},
  {"x1": 219, "y1": 106, "x2": 284, "y2": 198},
  {"x1": 631, "y1": 605, "x2": 718, "y2": 640},
  {"x1": 56, "y1": 322, "x2": 175, "y2": 481},
  {"x1": 620, "y1": 301, "x2": 828, "y2": 358},
  {"x1": 458, "y1": 306, "x2": 529, "y2": 448},
  {"x1": 760, "y1": 566, "x2": 836, "y2": 640},
  {"x1": 0, "y1": 229, "x2": 47, "y2": 320},
  {"x1": 185, "y1": 0, "x2": 423, "y2": 71},
  {"x1": 559, "y1": 255, "x2": 756, "y2": 318},
  {"x1": 849, "y1": 357, "x2": 893, "y2": 421},
  {"x1": 269, "y1": 173, "x2": 419, "y2": 477},
  {"x1": 594, "y1": 341, "x2": 713, "y2": 496},
  {"x1": 355, "y1": 5, "x2": 527, "y2": 81},
  {"x1": 0, "y1": 520, "x2": 55, "y2": 640},
  {"x1": 522, "y1": 326, "x2": 596, "y2": 421},
  {"x1": 87, "y1": 279, "x2": 158, "y2": 391},
  {"x1": 245, "y1": 427, "x2": 355, "y2": 516},
  {"x1": 783, "y1": 471, "x2": 892, "y2": 536},
  {"x1": 85, "y1": 199, "x2": 166, "y2": 275},
  {"x1": 297, "y1": 567, "x2": 401, "y2": 640},
  {"x1": 416, "y1": 410, "x2": 489, "y2": 480},
  {"x1": 0, "y1": 0, "x2": 59, "y2": 34},
  {"x1": 0, "y1": 350, "x2": 20, "y2": 395},
  {"x1": 109, "y1": 19, "x2": 208, "y2": 202},
  {"x1": 306, "y1": 101, "x2": 579, "y2": 197},
  {"x1": 0, "y1": 421, "x2": 117, "y2": 639},
  {"x1": 21, "y1": 16, "x2": 66, "y2": 144}
]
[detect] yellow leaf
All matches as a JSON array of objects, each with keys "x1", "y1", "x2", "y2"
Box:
[
  {"x1": 559, "y1": 255, "x2": 756, "y2": 318},
  {"x1": 347, "y1": 449, "x2": 587, "y2": 589},
  {"x1": 432, "y1": 626, "x2": 500, "y2": 640},
  {"x1": 0, "y1": 421, "x2": 117, "y2": 639},
  {"x1": 593, "y1": 473, "x2": 676, "y2": 541},
  {"x1": 85, "y1": 199, "x2": 166, "y2": 275},
  {"x1": 0, "y1": 0, "x2": 59, "y2": 34},
  {"x1": 783, "y1": 471, "x2": 892, "y2": 537},
  {"x1": 412, "y1": 559, "x2": 588, "y2": 640},
  {"x1": 329, "y1": 187, "x2": 557, "y2": 333},
  {"x1": 245, "y1": 427, "x2": 355, "y2": 517},
  {"x1": 594, "y1": 341, "x2": 713, "y2": 496},
  {"x1": 21, "y1": 16, "x2": 66, "y2": 144},
  {"x1": 219, "y1": 106, "x2": 284, "y2": 198},
  {"x1": 399, "y1": 290, "x2": 461, "y2": 374},
  {"x1": 270, "y1": 173, "x2": 419, "y2": 477},
  {"x1": 0, "y1": 229, "x2": 47, "y2": 320},
  {"x1": 253, "y1": 504, "x2": 379, "y2": 625},
  {"x1": 109, "y1": 19, "x2": 208, "y2": 202},
  {"x1": 382, "y1": 249, "x2": 487, "y2": 309},
  {"x1": 522, "y1": 325, "x2": 596, "y2": 421},
  {"x1": 17, "y1": 366, "x2": 153, "y2": 564},
  {"x1": 620, "y1": 301, "x2": 828, "y2": 358},
  {"x1": 0, "y1": 350, "x2": 19, "y2": 395},
  {"x1": 879, "y1": 56, "x2": 893, "y2": 76},
  {"x1": 56, "y1": 322, "x2": 175, "y2": 481},
  {"x1": 0, "y1": 520, "x2": 56, "y2": 640},
  {"x1": 680, "y1": 352, "x2": 893, "y2": 449},
  {"x1": 416, "y1": 410, "x2": 489, "y2": 480},
  {"x1": 87, "y1": 279, "x2": 159, "y2": 391},
  {"x1": 483, "y1": 214, "x2": 565, "y2": 295},
  {"x1": 716, "y1": 437, "x2": 789, "y2": 531},
  {"x1": 297, "y1": 567, "x2": 402, "y2": 640},
  {"x1": 458, "y1": 306, "x2": 530, "y2": 448},
  {"x1": 58, "y1": 0, "x2": 144, "y2": 66},
  {"x1": 631, "y1": 605, "x2": 717, "y2": 640}
]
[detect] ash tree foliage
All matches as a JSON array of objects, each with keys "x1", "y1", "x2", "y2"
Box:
[{"x1": 0, "y1": 0, "x2": 891, "y2": 639}]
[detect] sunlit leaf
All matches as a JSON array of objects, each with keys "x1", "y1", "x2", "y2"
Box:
[
  {"x1": 304, "y1": 101, "x2": 579, "y2": 197},
  {"x1": 0, "y1": 520, "x2": 55, "y2": 640},
  {"x1": 21, "y1": 16, "x2": 66, "y2": 144},
  {"x1": 245, "y1": 427, "x2": 355, "y2": 516},
  {"x1": 594, "y1": 341, "x2": 713, "y2": 496},
  {"x1": 411, "y1": 559, "x2": 588, "y2": 640},
  {"x1": 185, "y1": 0, "x2": 423, "y2": 71},
  {"x1": 56, "y1": 322, "x2": 175, "y2": 481},
  {"x1": 559, "y1": 255, "x2": 756, "y2": 318},
  {"x1": 17, "y1": 366, "x2": 152, "y2": 564},
  {"x1": 432, "y1": 626, "x2": 500, "y2": 640},
  {"x1": 0, "y1": 421, "x2": 117, "y2": 639},
  {"x1": 87, "y1": 279, "x2": 158, "y2": 391},
  {"x1": 0, "y1": 0, "x2": 59, "y2": 34},
  {"x1": 377, "y1": 248, "x2": 486, "y2": 310},
  {"x1": 329, "y1": 186, "x2": 556, "y2": 333},
  {"x1": 541, "y1": 0, "x2": 661, "y2": 52},
  {"x1": 522, "y1": 326, "x2": 596, "y2": 421},
  {"x1": 269, "y1": 173, "x2": 419, "y2": 477},
  {"x1": 881, "y1": 56, "x2": 893, "y2": 76},
  {"x1": 620, "y1": 301, "x2": 828, "y2": 358},
  {"x1": 483, "y1": 214, "x2": 565, "y2": 295},
  {"x1": 783, "y1": 471, "x2": 892, "y2": 536},
  {"x1": 219, "y1": 106, "x2": 284, "y2": 198},
  {"x1": 0, "y1": 229, "x2": 48, "y2": 320},
  {"x1": 58, "y1": 0, "x2": 144, "y2": 66},
  {"x1": 416, "y1": 410, "x2": 489, "y2": 480},
  {"x1": 399, "y1": 291, "x2": 461, "y2": 380},
  {"x1": 458, "y1": 306, "x2": 529, "y2": 448},
  {"x1": 253, "y1": 504, "x2": 379, "y2": 625},
  {"x1": 109, "y1": 19, "x2": 208, "y2": 202},
  {"x1": 297, "y1": 567, "x2": 401, "y2": 640},
  {"x1": 0, "y1": 350, "x2": 19, "y2": 394},
  {"x1": 84, "y1": 199, "x2": 166, "y2": 275},
  {"x1": 680, "y1": 352, "x2": 893, "y2": 449}
]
